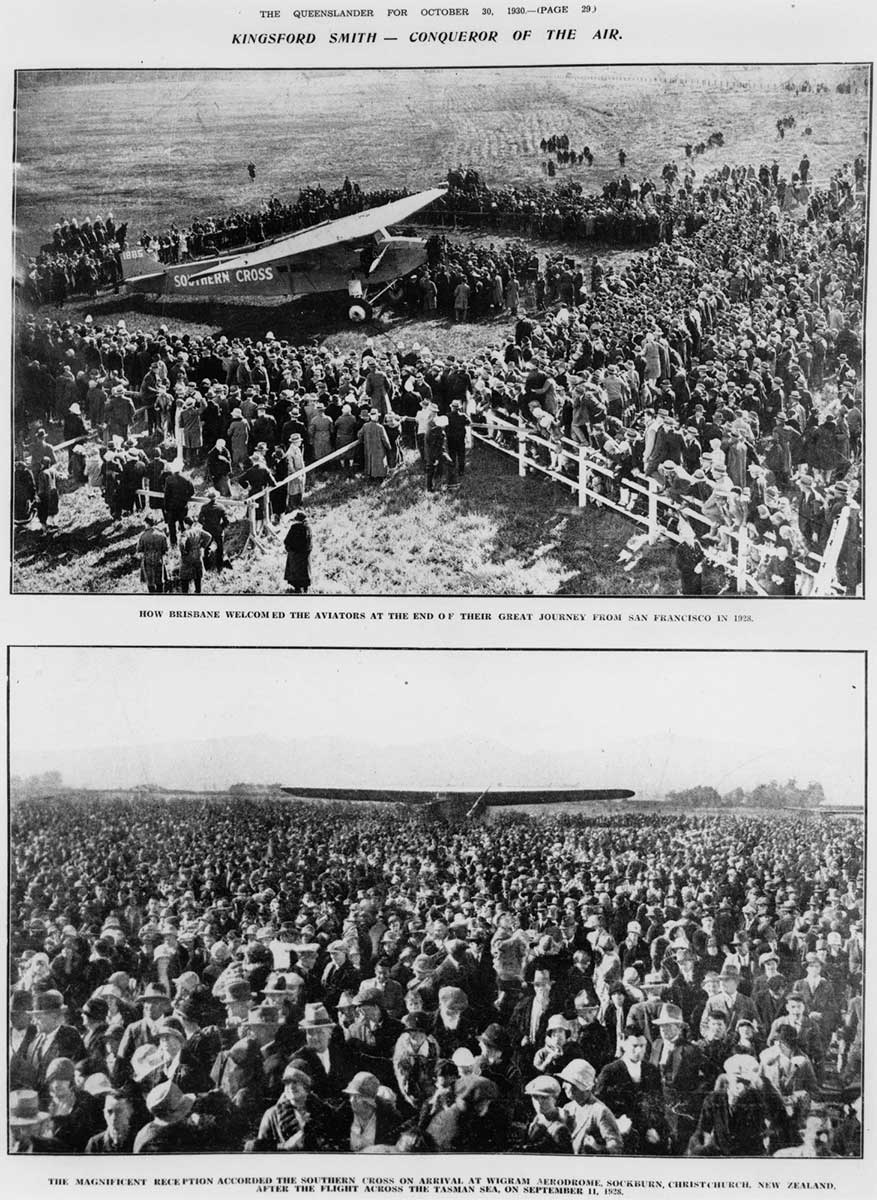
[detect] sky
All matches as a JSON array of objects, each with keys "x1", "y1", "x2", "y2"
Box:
[{"x1": 9, "y1": 649, "x2": 865, "y2": 803}]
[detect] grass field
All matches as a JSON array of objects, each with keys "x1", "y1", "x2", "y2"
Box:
[
  {"x1": 15, "y1": 65, "x2": 869, "y2": 252},
  {"x1": 12, "y1": 64, "x2": 870, "y2": 594},
  {"x1": 12, "y1": 440, "x2": 680, "y2": 595}
]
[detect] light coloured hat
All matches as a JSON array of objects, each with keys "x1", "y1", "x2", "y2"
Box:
[
  {"x1": 146, "y1": 1080, "x2": 195, "y2": 1124},
  {"x1": 299, "y1": 1002, "x2": 335, "y2": 1029},
  {"x1": 525, "y1": 1074, "x2": 562, "y2": 1097},
  {"x1": 343, "y1": 1071, "x2": 380, "y2": 1099},
  {"x1": 557, "y1": 1059, "x2": 596, "y2": 1091},
  {"x1": 131, "y1": 1043, "x2": 164, "y2": 1082}
]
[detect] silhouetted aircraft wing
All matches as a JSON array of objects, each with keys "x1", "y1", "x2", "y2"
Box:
[
  {"x1": 186, "y1": 187, "x2": 447, "y2": 278},
  {"x1": 280, "y1": 787, "x2": 634, "y2": 805}
]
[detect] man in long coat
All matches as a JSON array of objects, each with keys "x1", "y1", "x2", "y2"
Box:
[{"x1": 358, "y1": 411, "x2": 391, "y2": 480}]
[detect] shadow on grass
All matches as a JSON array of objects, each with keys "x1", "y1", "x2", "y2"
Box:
[
  {"x1": 330, "y1": 442, "x2": 680, "y2": 596},
  {"x1": 13, "y1": 515, "x2": 131, "y2": 568}
]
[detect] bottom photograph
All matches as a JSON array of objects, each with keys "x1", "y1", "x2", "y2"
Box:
[{"x1": 7, "y1": 647, "x2": 865, "y2": 1159}]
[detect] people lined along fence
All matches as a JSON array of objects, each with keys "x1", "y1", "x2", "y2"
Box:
[
  {"x1": 14, "y1": 147, "x2": 863, "y2": 592},
  {"x1": 469, "y1": 413, "x2": 852, "y2": 596},
  {"x1": 8, "y1": 795, "x2": 863, "y2": 1155}
]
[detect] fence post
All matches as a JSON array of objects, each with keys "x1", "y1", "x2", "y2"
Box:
[
  {"x1": 812, "y1": 504, "x2": 850, "y2": 595},
  {"x1": 577, "y1": 444, "x2": 589, "y2": 508},
  {"x1": 517, "y1": 417, "x2": 527, "y2": 478},
  {"x1": 735, "y1": 522, "x2": 749, "y2": 594},
  {"x1": 647, "y1": 478, "x2": 659, "y2": 544},
  {"x1": 174, "y1": 408, "x2": 184, "y2": 470},
  {"x1": 248, "y1": 499, "x2": 258, "y2": 539}
]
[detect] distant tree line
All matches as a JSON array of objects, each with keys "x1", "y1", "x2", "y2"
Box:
[
  {"x1": 665, "y1": 779, "x2": 827, "y2": 809},
  {"x1": 10, "y1": 770, "x2": 66, "y2": 798}
]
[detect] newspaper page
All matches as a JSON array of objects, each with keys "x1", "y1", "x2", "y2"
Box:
[{"x1": 2, "y1": 1, "x2": 874, "y2": 1200}]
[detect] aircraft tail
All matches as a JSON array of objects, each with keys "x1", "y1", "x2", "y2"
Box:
[{"x1": 119, "y1": 243, "x2": 163, "y2": 282}]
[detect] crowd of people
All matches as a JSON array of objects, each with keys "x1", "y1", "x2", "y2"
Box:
[
  {"x1": 14, "y1": 146, "x2": 864, "y2": 595},
  {"x1": 20, "y1": 179, "x2": 412, "y2": 307},
  {"x1": 9, "y1": 797, "x2": 863, "y2": 1156}
]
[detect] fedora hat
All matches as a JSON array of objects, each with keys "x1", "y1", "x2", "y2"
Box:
[
  {"x1": 156, "y1": 1018, "x2": 187, "y2": 1042},
  {"x1": 478, "y1": 1023, "x2": 510, "y2": 1051},
  {"x1": 248, "y1": 1003, "x2": 280, "y2": 1026},
  {"x1": 28, "y1": 989, "x2": 67, "y2": 1015},
  {"x1": 342, "y1": 1071, "x2": 380, "y2": 1099},
  {"x1": 140, "y1": 983, "x2": 170, "y2": 1002},
  {"x1": 353, "y1": 986, "x2": 383, "y2": 1007},
  {"x1": 224, "y1": 979, "x2": 253, "y2": 1004},
  {"x1": 146, "y1": 1081, "x2": 195, "y2": 1124},
  {"x1": 653, "y1": 1003, "x2": 684, "y2": 1026},
  {"x1": 9, "y1": 1089, "x2": 50, "y2": 1127},
  {"x1": 299, "y1": 1002, "x2": 335, "y2": 1029}
]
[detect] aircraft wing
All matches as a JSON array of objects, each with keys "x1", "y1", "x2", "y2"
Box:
[
  {"x1": 281, "y1": 787, "x2": 634, "y2": 805},
  {"x1": 186, "y1": 187, "x2": 447, "y2": 279}
]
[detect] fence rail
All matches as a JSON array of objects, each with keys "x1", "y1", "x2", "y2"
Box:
[{"x1": 472, "y1": 413, "x2": 848, "y2": 597}]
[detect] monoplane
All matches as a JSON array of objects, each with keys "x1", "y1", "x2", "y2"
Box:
[
  {"x1": 120, "y1": 186, "x2": 446, "y2": 320},
  {"x1": 280, "y1": 785, "x2": 635, "y2": 821}
]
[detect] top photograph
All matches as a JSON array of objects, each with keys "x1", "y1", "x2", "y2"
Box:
[{"x1": 11, "y1": 63, "x2": 867, "y2": 597}]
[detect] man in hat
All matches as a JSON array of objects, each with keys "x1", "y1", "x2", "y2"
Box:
[
  {"x1": 758, "y1": 1022, "x2": 818, "y2": 1123},
  {"x1": 162, "y1": 464, "x2": 195, "y2": 548},
  {"x1": 792, "y1": 954, "x2": 837, "y2": 1036},
  {"x1": 359, "y1": 957, "x2": 405, "y2": 1022},
  {"x1": 701, "y1": 965, "x2": 758, "y2": 1036},
  {"x1": 557, "y1": 1059, "x2": 622, "y2": 1154},
  {"x1": 321, "y1": 941, "x2": 361, "y2": 1016},
  {"x1": 294, "y1": 1001, "x2": 354, "y2": 1100},
  {"x1": 666, "y1": 947, "x2": 702, "y2": 1027},
  {"x1": 649, "y1": 1003, "x2": 710, "y2": 1152},
  {"x1": 474, "y1": 1022, "x2": 520, "y2": 1110},
  {"x1": 425, "y1": 1074, "x2": 504, "y2": 1152},
  {"x1": 429, "y1": 985, "x2": 479, "y2": 1060},
  {"x1": 627, "y1": 970, "x2": 669, "y2": 1045},
  {"x1": 133, "y1": 1080, "x2": 200, "y2": 1152},
  {"x1": 156, "y1": 1017, "x2": 211, "y2": 1094},
  {"x1": 116, "y1": 983, "x2": 171, "y2": 1070},
  {"x1": 10, "y1": 990, "x2": 39, "y2": 1090},
  {"x1": 570, "y1": 990, "x2": 614, "y2": 1075},
  {"x1": 345, "y1": 987, "x2": 402, "y2": 1086},
  {"x1": 508, "y1": 962, "x2": 564, "y2": 1076},
  {"x1": 9, "y1": 1089, "x2": 60, "y2": 1152},
  {"x1": 199, "y1": 488, "x2": 230, "y2": 571},
  {"x1": 27, "y1": 989, "x2": 86, "y2": 1096},
  {"x1": 769, "y1": 994, "x2": 825, "y2": 1078},
  {"x1": 688, "y1": 1054, "x2": 770, "y2": 1156},
  {"x1": 751, "y1": 952, "x2": 789, "y2": 1030},
  {"x1": 523, "y1": 1074, "x2": 574, "y2": 1151}
]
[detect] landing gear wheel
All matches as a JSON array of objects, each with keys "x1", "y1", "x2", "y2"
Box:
[
  {"x1": 387, "y1": 282, "x2": 404, "y2": 303},
  {"x1": 348, "y1": 301, "x2": 372, "y2": 322}
]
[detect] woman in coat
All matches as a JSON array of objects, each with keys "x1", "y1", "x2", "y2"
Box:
[
  {"x1": 358, "y1": 410, "x2": 391, "y2": 480},
  {"x1": 284, "y1": 510, "x2": 312, "y2": 594},
  {"x1": 308, "y1": 403, "x2": 334, "y2": 464},
  {"x1": 36, "y1": 458, "x2": 60, "y2": 531}
]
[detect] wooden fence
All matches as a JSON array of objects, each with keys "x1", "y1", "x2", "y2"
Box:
[{"x1": 470, "y1": 413, "x2": 850, "y2": 597}]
